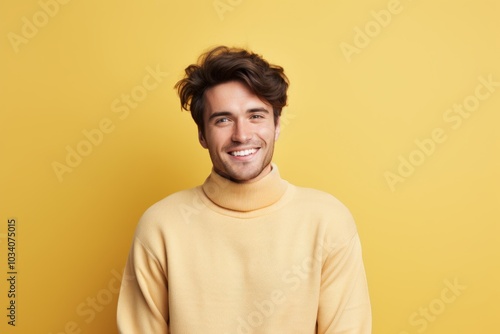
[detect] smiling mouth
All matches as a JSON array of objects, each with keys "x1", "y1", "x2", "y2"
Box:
[{"x1": 228, "y1": 148, "x2": 258, "y2": 157}]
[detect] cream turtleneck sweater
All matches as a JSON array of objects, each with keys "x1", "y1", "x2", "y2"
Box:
[{"x1": 117, "y1": 165, "x2": 371, "y2": 333}]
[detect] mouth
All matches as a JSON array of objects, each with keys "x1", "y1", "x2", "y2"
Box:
[{"x1": 228, "y1": 148, "x2": 258, "y2": 157}]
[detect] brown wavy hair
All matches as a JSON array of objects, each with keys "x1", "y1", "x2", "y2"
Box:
[{"x1": 175, "y1": 46, "x2": 289, "y2": 134}]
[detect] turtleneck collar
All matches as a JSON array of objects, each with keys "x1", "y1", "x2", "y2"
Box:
[{"x1": 201, "y1": 164, "x2": 288, "y2": 212}]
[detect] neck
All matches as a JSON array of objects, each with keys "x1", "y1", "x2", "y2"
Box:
[{"x1": 202, "y1": 164, "x2": 288, "y2": 212}]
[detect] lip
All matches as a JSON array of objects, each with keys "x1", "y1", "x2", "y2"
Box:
[{"x1": 227, "y1": 147, "x2": 260, "y2": 161}]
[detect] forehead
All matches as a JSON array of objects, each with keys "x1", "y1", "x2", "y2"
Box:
[{"x1": 204, "y1": 81, "x2": 271, "y2": 113}]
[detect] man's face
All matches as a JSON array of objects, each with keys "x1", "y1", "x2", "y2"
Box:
[{"x1": 199, "y1": 80, "x2": 280, "y2": 183}]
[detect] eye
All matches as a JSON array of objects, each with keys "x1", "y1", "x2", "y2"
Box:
[
  {"x1": 250, "y1": 114, "x2": 264, "y2": 119},
  {"x1": 215, "y1": 117, "x2": 230, "y2": 124}
]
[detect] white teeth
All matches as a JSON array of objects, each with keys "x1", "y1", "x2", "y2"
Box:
[{"x1": 230, "y1": 149, "x2": 257, "y2": 157}]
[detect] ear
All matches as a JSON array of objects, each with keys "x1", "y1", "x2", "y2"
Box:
[
  {"x1": 198, "y1": 128, "x2": 208, "y2": 149},
  {"x1": 274, "y1": 117, "x2": 281, "y2": 141}
]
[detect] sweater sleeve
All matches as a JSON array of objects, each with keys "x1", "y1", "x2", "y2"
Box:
[
  {"x1": 117, "y1": 237, "x2": 169, "y2": 333},
  {"x1": 317, "y1": 232, "x2": 372, "y2": 334}
]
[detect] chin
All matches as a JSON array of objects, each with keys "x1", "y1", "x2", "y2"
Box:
[{"x1": 228, "y1": 167, "x2": 267, "y2": 183}]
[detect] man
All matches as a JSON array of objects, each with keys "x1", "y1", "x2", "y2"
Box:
[{"x1": 117, "y1": 46, "x2": 372, "y2": 333}]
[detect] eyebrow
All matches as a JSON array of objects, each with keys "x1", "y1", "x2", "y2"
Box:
[
  {"x1": 248, "y1": 107, "x2": 270, "y2": 114},
  {"x1": 207, "y1": 111, "x2": 232, "y2": 122},
  {"x1": 207, "y1": 108, "x2": 270, "y2": 121}
]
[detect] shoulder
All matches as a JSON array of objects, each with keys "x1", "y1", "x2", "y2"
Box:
[
  {"x1": 144, "y1": 187, "x2": 201, "y2": 216},
  {"x1": 133, "y1": 187, "x2": 201, "y2": 240},
  {"x1": 291, "y1": 185, "x2": 358, "y2": 243},
  {"x1": 292, "y1": 186, "x2": 352, "y2": 216}
]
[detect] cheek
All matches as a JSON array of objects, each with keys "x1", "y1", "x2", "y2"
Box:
[
  {"x1": 205, "y1": 130, "x2": 229, "y2": 149},
  {"x1": 258, "y1": 126, "x2": 278, "y2": 141}
]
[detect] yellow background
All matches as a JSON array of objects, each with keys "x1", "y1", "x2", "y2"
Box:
[{"x1": 1, "y1": 0, "x2": 499, "y2": 333}]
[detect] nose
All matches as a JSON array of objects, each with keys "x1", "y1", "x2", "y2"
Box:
[{"x1": 231, "y1": 119, "x2": 251, "y2": 143}]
